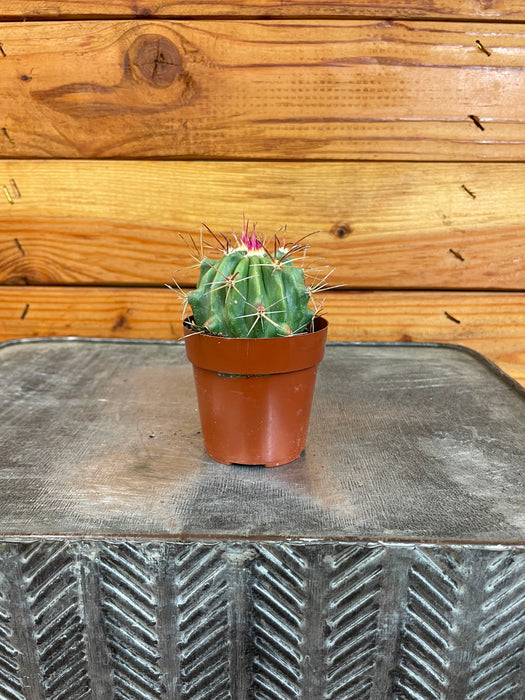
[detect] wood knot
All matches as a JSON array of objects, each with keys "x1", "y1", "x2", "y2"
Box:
[
  {"x1": 132, "y1": 4, "x2": 153, "y2": 16},
  {"x1": 128, "y1": 34, "x2": 183, "y2": 88},
  {"x1": 330, "y1": 222, "x2": 353, "y2": 239}
]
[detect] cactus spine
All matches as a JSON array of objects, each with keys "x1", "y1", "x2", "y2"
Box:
[{"x1": 186, "y1": 219, "x2": 317, "y2": 338}]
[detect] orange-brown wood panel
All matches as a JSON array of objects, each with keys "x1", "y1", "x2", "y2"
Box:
[
  {"x1": 1, "y1": 1, "x2": 524, "y2": 20},
  {"x1": 1, "y1": 20, "x2": 525, "y2": 160},
  {"x1": 1, "y1": 161, "x2": 524, "y2": 289},
  {"x1": 1, "y1": 287, "x2": 524, "y2": 386}
]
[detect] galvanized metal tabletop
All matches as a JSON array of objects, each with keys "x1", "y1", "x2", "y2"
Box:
[
  {"x1": 1, "y1": 338, "x2": 523, "y2": 542},
  {"x1": 0, "y1": 339, "x2": 523, "y2": 699}
]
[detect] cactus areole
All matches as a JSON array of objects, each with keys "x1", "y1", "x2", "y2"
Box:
[{"x1": 185, "y1": 219, "x2": 318, "y2": 338}]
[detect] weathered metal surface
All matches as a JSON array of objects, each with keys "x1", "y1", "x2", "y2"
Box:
[
  {"x1": 0, "y1": 339, "x2": 524, "y2": 699},
  {"x1": 0, "y1": 339, "x2": 523, "y2": 542},
  {"x1": 0, "y1": 539, "x2": 523, "y2": 699}
]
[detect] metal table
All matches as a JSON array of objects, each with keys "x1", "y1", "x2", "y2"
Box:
[{"x1": 0, "y1": 339, "x2": 523, "y2": 699}]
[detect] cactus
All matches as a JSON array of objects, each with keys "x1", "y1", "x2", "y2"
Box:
[{"x1": 183, "y1": 218, "x2": 324, "y2": 338}]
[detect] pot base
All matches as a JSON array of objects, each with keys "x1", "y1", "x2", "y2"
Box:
[{"x1": 208, "y1": 453, "x2": 303, "y2": 469}]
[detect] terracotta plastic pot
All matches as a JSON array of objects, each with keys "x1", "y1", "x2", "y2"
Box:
[{"x1": 183, "y1": 317, "x2": 328, "y2": 467}]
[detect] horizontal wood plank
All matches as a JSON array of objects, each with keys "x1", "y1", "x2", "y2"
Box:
[
  {"x1": 2, "y1": 20, "x2": 525, "y2": 160},
  {"x1": 1, "y1": 161, "x2": 524, "y2": 290},
  {"x1": 0, "y1": 287, "x2": 524, "y2": 386},
  {"x1": 1, "y1": 1, "x2": 525, "y2": 21}
]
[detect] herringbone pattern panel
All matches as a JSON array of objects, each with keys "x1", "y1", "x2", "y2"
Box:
[
  {"x1": 467, "y1": 550, "x2": 525, "y2": 700},
  {"x1": 0, "y1": 540, "x2": 520, "y2": 698},
  {"x1": 22, "y1": 541, "x2": 90, "y2": 699},
  {"x1": 393, "y1": 549, "x2": 462, "y2": 699},
  {"x1": 0, "y1": 549, "x2": 25, "y2": 700},
  {"x1": 251, "y1": 544, "x2": 307, "y2": 699},
  {"x1": 99, "y1": 542, "x2": 162, "y2": 699},
  {"x1": 173, "y1": 543, "x2": 231, "y2": 700},
  {"x1": 325, "y1": 545, "x2": 383, "y2": 700}
]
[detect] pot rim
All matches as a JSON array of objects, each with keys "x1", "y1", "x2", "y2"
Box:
[{"x1": 183, "y1": 316, "x2": 328, "y2": 375}]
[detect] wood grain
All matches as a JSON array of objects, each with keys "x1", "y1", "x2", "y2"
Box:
[
  {"x1": 1, "y1": 1, "x2": 525, "y2": 21},
  {"x1": 1, "y1": 287, "x2": 523, "y2": 386},
  {"x1": 1, "y1": 161, "x2": 524, "y2": 290},
  {"x1": 2, "y1": 20, "x2": 525, "y2": 160}
]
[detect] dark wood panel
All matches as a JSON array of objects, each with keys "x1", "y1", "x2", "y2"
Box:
[
  {"x1": 1, "y1": 161, "x2": 524, "y2": 289},
  {"x1": 1, "y1": 21, "x2": 525, "y2": 159}
]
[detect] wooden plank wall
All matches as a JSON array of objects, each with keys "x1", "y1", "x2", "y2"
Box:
[{"x1": 0, "y1": 2, "x2": 524, "y2": 386}]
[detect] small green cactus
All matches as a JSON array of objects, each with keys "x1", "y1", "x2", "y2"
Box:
[{"x1": 177, "y1": 218, "x2": 329, "y2": 338}]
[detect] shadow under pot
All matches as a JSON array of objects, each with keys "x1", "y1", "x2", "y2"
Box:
[{"x1": 183, "y1": 316, "x2": 328, "y2": 467}]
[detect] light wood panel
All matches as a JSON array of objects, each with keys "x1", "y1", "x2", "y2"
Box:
[
  {"x1": 1, "y1": 1, "x2": 524, "y2": 21},
  {"x1": 1, "y1": 160, "x2": 524, "y2": 289},
  {"x1": 1, "y1": 287, "x2": 523, "y2": 386},
  {"x1": 2, "y1": 20, "x2": 525, "y2": 160}
]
